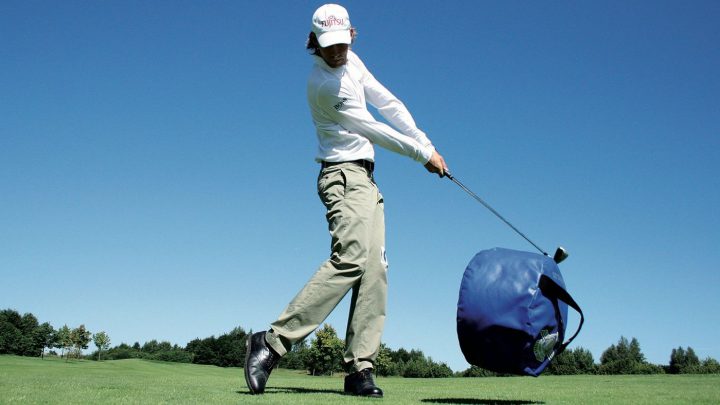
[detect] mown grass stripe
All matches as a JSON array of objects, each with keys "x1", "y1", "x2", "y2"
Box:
[{"x1": 1, "y1": 355, "x2": 719, "y2": 404}]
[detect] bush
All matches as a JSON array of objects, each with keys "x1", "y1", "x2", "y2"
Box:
[
  {"x1": 428, "y1": 360, "x2": 453, "y2": 378},
  {"x1": 98, "y1": 343, "x2": 140, "y2": 360},
  {"x1": 304, "y1": 324, "x2": 344, "y2": 376},
  {"x1": 700, "y1": 358, "x2": 720, "y2": 374},
  {"x1": 401, "y1": 357, "x2": 452, "y2": 378},
  {"x1": 278, "y1": 340, "x2": 309, "y2": 370},
  {"x1": 185, "y1": 327, "x2": 247, "y2": 367},
  {"x1": 460, "y1": 365, "x2": 498, "y2": 377},
  {"x1": 546, "y1": 347, "x2": 597, "y2": 375},
  {"x1": 670, "y1": 346, "x2": 703, "y2": 374},
  {"x1": 599, "y1": 337, "x2": 662, "y2": 375}
]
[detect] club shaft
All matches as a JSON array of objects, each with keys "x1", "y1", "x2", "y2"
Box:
[{"x1": 446, "y1": 173, "x2": 548, "y2": 256}]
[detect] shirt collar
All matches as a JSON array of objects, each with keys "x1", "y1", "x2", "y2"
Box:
[{"x1": 313, "y1": 54, "x2": 346, "y2": 75}]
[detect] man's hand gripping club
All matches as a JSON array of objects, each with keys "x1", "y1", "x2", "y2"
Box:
[{"x1": 424, "y1": 150, "x2": 449, "y2": 177}]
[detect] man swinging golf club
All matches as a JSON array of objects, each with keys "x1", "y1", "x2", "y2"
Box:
[{"x1": 244, "y1": 4, "x2": 448, "y2": 397}]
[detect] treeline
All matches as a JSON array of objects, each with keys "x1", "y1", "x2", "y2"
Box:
[
  {"x1": 0, "y1": 309, "x2": 103, "y2": 360},
  {"x1": 0, "y1": 309, "x2": 54, "y2": 357},
  {"x1": 460, "y1": 336, "x2": 720, "y2": 376},
  {"x1": 3, "y1": 309, "x2": 719, "y2": 376},
  {"x1": 278, "y1": 324, "x2": 454, "y2": 377},
  {"x1": 0, "y1": 310, "x2": 451, "y2": 376},
  {"x1": 80, "y1": 327, "x2": 248, "y2": 367},
  {"x1": 591, "y1": 336, "x2": 719, "y2": 375}
]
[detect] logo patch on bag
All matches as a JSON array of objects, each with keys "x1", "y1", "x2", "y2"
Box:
[{"x1": 533, "y1": 329, "x2": 559, "y2": 361}]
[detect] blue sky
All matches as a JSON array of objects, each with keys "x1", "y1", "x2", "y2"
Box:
[{"x1": 2, "y1": 0, "x2": 718, "y2": 372}]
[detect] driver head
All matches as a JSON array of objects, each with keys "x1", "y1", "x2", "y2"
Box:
[{"x1": 553, "y1": 247, "x2": 569, "y2": 264}]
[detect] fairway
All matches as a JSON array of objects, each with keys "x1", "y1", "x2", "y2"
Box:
[{"x1": 1, "y1": 356, "x2": 719, "y2": 404}]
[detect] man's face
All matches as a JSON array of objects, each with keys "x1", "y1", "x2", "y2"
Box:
[{"x1": 318, "y1": 43, "x2": 349, "y2": 68}]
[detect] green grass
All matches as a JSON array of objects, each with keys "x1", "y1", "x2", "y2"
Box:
[{"x1": 1, "y1": 355, "x2": 719, "y2": 404}]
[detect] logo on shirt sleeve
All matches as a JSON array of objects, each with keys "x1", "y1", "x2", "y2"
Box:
[{"x1": 333, "y1": 97, "x2": 348, "y2": 111}]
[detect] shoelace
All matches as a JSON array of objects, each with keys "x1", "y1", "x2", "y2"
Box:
[
  {"x1": 261, "y1": 348, "x2": 278, "y2": 370},
  {"x1": 359, "y1": 369, "x2": 374, "y2": 382}
]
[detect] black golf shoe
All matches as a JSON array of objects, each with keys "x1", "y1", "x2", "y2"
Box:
[
  {"x1": 244, "y1": 331, "x2": 280, "y2": 394},
  {"x1": 344, "y1": 368, "x2": 383, "y2": 398}
]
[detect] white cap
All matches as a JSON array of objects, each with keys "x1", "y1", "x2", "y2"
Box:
[{"x1": 312, "y1": 4, "x2": 351, "y2": 48}]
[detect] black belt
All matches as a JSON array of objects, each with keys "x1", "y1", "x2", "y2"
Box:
[{"x1": 321, "y1": 159, "x2": 375, "y2": 174}]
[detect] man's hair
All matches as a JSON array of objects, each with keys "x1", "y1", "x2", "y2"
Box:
[
  {"x1": 306, "y1": 29, "x2": 356, "y2": 55},
  {"x1": 306, "y1": 32, "x2": 320, "y2": 55}
]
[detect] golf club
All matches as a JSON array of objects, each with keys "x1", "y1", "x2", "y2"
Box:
[{"x1": 445, "y1": 171, "x2": 569, "y2": 264}]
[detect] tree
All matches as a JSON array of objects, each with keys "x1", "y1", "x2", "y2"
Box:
[
  {"x1": 36, "y1": 322, "x2": 56, "y2": 359},
  {"x1": 381, "y1": 346, "x2": 453, "y2": 377},
  {"x1": 93, "y1": 331, "x2": 111, "y2": 361},
  {"x1": 19, "y1": 312, "x2": 40, "y2": 356},
  {"x1": 0, "y1": 309, "x2": 23, "y2": 354},
  {"x1": 427, "y1": 358, "x2": 453, "y2": 378},
  {"x1": 628, "y1": 337, "x2": 645, "y2": 363},
  {"x1": 670, "y1": 347, "x2": 686, "y2": 374},
  {"x1": 305, "y1": 324, "x2": 344, "y2": 376},
  {"x1": 279, "y1": 339, "x2": 309, "y2": 370},
  {"x1": 142, "y1": 340, "x2": 161, "y2": 354},
  {"x1": 701, "y1": 357, "x2": 720, "y2": 374},
  {"x1": 547, "y1": 347, "x2": 596, "y2": 375},
  {"x1": 670, "y1": 346, "x2": 705, "y2": 374},
  {"x1": 186, "y1": 336, "x2": 219, "y2": 365},
  {"x1": 460, "y1": 365, "x2": 498, "y2": 377},
  {"x1": 374, "y1": 343, "x2": 394, "y2": 377},
  {"x1": 214, "y1": 327, "x2": 247, "y2": 367},
  {"x1": 185, "y1": 327, "x2": 247, "y2": 367},
  {"x1": 101, "y1": 343, "x2": 139, "y2": 360},
  {"x1": 394, "y1": 348, "x2": 412, "y2": 363},
  {"x1": 402, "y1": 358, "x2": 428, "y2": 378},
  {"x1": 0, "y1": 309, "x2": 49, "y2": 356},
  {"x1": 401, "y1": 355, "x2": 452, "y2": 378},
  {"x1": 599, "y1": 336, "x2": 660, "y2": 374},
  {"x1": 136, "y1": 339, "x2": 191, "y2": 363},
  {"x1": 546, "y1": 348, "x2": 577, "y2": 375},
  {"x1": 56, "y1": 325, "x2": 72, "y2": 359},
  {"x1": 70, "y1": 325, "x2": 92, "y2": 359},
  {"x1": 573, "y1": 347, "x2": 597, "y2": 374}
]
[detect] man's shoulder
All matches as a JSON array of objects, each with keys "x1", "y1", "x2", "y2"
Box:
[
  {"x1": 346, "y1": 50, "x2": 365, "y2": 69},
  {"x1": 308, "y1": 66, "x2": 339, "y2": 93}
]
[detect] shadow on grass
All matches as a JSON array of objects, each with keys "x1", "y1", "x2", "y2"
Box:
[
  {"x1": 238, "y1": 389, "x2": 544, "y2": 403},
  {"x1": 238, "y1": 386, "x2": 345, "y2": 396},
  {"x1": 422, "y1": 399, "x2": 544, "y2": 405}
]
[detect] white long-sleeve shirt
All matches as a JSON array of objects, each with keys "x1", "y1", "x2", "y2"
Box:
[{"x1": 307, "y1": 50, "x2": 435, "y2": 164}]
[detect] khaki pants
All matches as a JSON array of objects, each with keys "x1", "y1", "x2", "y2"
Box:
[{"x1": 265, "y1": 163, "x2": 387, "y2": 372}]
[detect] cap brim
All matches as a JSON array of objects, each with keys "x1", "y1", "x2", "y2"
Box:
[{"x1": 317, "y1": 29, "x2": 351, "y2": 48}]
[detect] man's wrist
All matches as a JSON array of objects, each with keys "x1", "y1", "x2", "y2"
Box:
[{"x1": 418, "y1": 145, "x2": 435, "y2": 164}]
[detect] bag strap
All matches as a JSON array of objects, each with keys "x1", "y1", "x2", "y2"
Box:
[{"x1": 539, "y1": 274, "x2": 584, "y2": 352}]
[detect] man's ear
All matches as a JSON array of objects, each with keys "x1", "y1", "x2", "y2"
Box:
[{"x1": 350, "y1": 27, "x2": 357, "y2": 43}]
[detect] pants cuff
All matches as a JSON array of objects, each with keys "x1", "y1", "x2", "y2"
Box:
[
  {"x1": 350, "y1": 360, "x2": 374, "y2": 373},
  {"x1": 264, "y1": 330, "x2": 288, "y2": 357}
]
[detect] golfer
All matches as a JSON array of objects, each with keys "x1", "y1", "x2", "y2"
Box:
[{"x1": 244, "y1": 4, "x2": 448, "y2": 397}]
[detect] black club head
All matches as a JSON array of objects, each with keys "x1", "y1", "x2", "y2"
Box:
[{"x1": 553, "y1": 247, "x2": 569, "y2": 264}]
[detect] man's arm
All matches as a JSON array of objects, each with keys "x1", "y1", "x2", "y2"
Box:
[
  {"x1": 353, "y1": 53, "x2": 447, "y2": 176},
  {"x1": 315, "y1": 81, "x2": 434, "y2": 164},
  {"x1": 357, "y1": 57, "x2": 434, "y2": 150}
]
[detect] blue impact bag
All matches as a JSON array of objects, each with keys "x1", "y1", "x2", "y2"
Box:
[{"x1": 457, "y1": 248, "x2": 584, "y2": 376}]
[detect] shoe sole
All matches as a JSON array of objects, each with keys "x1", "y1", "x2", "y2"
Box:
[
  {"x1": 343, "y1": 391, "x2": 383, "y2": 398},
  {"x1": 243, "y1": 334, "x2": 257, "y2": 395}
]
